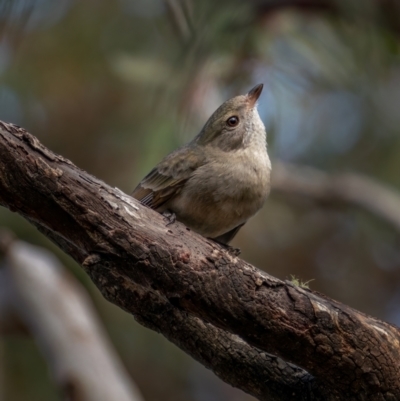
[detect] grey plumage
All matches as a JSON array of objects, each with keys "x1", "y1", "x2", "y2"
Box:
[{"x1": 132, "y1": 84, "x2": 271, "y2": 244}]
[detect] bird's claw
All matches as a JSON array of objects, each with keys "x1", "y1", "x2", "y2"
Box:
[
  {"x1": 211, "y1": 238, "x2": 241, "y2": 256},
  {"x1": 225, "y1": 245, "x2": 241, "y2": 256},
  {"x1": 163, "y1": 210, "x2": 176, "y2": 226}
]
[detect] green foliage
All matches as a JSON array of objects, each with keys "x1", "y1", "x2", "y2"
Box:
[{"x1": 289, "y1": 275, "x2": 314, "y2": 289}]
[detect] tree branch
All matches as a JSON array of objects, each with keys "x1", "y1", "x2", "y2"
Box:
[
  {"x1": 252, "y1": 0, "x2": 400, "y2": 34},
  {"x1": 0, "y1": 236, "x2": 144, "y2": 401},
  {"x1": 0, "y1": 121, "x2": 398, "y2": 400},
  {"x1": 272, "y1": 161, "x2": 400, "y2": 232}
]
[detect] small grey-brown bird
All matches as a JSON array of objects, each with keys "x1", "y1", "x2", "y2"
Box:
[{"x1": 132, "y1": 84, "x2": 271, "y2": 245}]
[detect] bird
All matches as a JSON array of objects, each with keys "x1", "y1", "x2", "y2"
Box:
[{"x1": 132, "y1": 84, "x2": 271, "y2": 246}]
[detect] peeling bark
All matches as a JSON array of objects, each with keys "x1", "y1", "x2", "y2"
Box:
[{"x1": 0, "y1": 121, "x2": 399, "y2": 400}]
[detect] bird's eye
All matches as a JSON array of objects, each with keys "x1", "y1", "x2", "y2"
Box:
[{"x1": 226, "y1": 116, "x2": 239, "y2": 127}]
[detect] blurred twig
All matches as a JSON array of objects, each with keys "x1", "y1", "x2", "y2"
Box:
[
  {"x1": 272, "y1": 161, "x2": 400, "y2": 232},
  {"x1": 252, "y1": 0, "x2": 400, "y2": 33},
  {"x1": 164, "y1": 0, "x2": 192, "y2": 42},
  {"x1": 0, "y1": 233, "x2": 144, "y2": 401}
]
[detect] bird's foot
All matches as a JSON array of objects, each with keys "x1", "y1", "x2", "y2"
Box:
[
  {"x1": 224, "y1": 245, "x2": 241, "y2": 256},
  {"x1": 163, "y1": 210, "x2": 176, "y2": 226},
  {"x1": 211, "y1": 239, "x2": 241, "y2": 256}
]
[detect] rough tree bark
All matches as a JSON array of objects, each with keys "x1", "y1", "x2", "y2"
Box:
[{"x1": 0, "y1": 121, "x2": 399, "y2": 401}]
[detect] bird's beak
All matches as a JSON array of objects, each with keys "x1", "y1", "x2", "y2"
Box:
[{"x1": 247, "y1": 83, "x2": 263, "y2": 108}]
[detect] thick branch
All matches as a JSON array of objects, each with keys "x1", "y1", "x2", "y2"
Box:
[{"x1": 0, "y1": 121, "x2": 399, "y2": 400}]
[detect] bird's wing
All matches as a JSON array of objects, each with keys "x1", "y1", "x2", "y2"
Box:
[{"x1": 132, "y1": 146, "x2": 204, "y2": 210}]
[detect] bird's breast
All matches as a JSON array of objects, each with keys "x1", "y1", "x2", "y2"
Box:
[{"x1": 167, "y1": 146, "x2": 271, "y2": 238}]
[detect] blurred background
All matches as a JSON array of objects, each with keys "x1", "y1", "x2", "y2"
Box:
[{"x1": 1, "y1": 0, "x2": 400, "y2": 400}]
